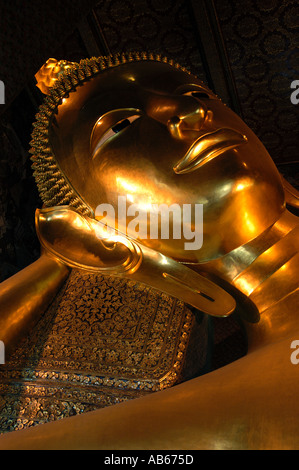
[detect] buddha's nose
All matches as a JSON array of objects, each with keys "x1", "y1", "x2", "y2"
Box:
[{"x1": 146, "y1": 92, "x2": 208, "y2": 140}]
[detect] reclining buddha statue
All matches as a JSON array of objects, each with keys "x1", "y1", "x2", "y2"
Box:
[{"x1": 0, "y1": 52, "x2": 298, "y2": 450}]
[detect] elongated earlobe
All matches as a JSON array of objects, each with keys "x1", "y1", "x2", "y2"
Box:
[{"x1": 35, "y1": 205, "x2": 236, "y2": 318}]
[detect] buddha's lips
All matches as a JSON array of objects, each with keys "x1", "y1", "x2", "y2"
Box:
[{"x1": 173, "y1": 128, "x2": 248, "y2": 174}]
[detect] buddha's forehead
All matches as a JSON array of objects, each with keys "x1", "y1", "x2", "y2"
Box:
[
  {"x1": 64, "y1": 60, "x2": 215, "y2": 120},
  {"x1": 89, "y1": 60, "x2": 207, "y2": 94}
]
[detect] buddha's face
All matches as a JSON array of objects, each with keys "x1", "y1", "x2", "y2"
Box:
[{"x1": 50, "y1": 60, "x2": 285, "y2": 262}]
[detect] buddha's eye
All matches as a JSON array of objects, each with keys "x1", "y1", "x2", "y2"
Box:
[
  {"x1": 112, "y1": 118, "x2": 132, "y2": 133},
  {"x1": 183, "y1": 91, "x2": 211, "y2": 100},
  {"x1": 92, "y1": 114, "x2": 141, "y2": 156},
  {"x1": 106, "y1": 115, "x2": 141, "y2": 140},
  {"x1": 191, "y1": 91, "x2": 210, "y2": 99}
]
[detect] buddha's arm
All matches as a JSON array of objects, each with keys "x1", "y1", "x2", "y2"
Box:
[{"x1": 0, "y1": 254, "x2": 70, "y2": 357}]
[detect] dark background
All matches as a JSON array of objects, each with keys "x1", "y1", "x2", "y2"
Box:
[{"x1": 0, "y1": 0, "x2": 298, "y2": 369}]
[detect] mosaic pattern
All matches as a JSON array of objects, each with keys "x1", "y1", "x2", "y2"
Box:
[
  {"x1": 214, "y1": 0, "x2": 299, "y2": 165},
  {"x1": 93, "y1": 0, "x2": 207, "y2": 81},
  {"x1": 0, "y1": 270, "x2": 209, "y2": 434}
]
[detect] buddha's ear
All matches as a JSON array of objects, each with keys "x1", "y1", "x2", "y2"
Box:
[
  {"x1": 280, "y1": 174, "x2": 299, "y2": 210},
  {"x1": 35, "y1": 205, "x2": 236, "y2": 318}
]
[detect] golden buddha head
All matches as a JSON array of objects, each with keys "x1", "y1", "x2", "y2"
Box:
[{"x1": 31, "y1": 53, "x2": 285, "y2": 264}]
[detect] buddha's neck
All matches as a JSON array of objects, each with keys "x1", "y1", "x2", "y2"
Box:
[{"x1": 195, "y1": 209, "x2": 299, "y2": 351}]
